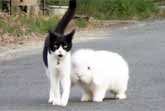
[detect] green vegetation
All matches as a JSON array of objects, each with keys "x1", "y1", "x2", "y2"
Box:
[
  {"x1": 0, "y1": 0, "x2": 160, "y2": 40},
  {"x1": 21, "y1": 16, "x2": 58, "y2": 34},
  {"x1": 0, "y1": 0, "x2": 160, "y2": 20},
  {"x1": 75, "y1": 18, "x2": 87, "y2": 28},
  {"x1": 45, "y1": 0, "x2": 158, "y2": 19},
  {"x1": 0, "y1": 14, "x2": 58, "y2": 36},
  {"x1": 0, "y1": 19, "x2": 14, "y2": 34},
  {"x1": 46, "y1": 0, "x2": 68, "y2": 5},
  {"x1": 77, "y1": 0, "x2": 158, "y2": 20},
  {"x1": 0, "y1": 1, "x2": 2, "y2": 10}
]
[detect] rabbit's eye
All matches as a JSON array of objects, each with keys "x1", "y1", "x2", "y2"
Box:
[{"x1": 87, "y1": 66, "x2": 91, "y2": 70}]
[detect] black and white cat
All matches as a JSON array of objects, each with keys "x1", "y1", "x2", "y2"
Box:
[{"x1": 43, "y1": 0, "x2": 76, "y2": 106}]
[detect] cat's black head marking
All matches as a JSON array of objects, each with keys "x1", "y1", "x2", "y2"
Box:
[{"x1": 48, "y1": 29, "x2": 75, "y2": 53}]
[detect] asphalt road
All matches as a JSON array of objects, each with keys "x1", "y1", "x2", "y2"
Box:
[{"x1": 0, "y1": 20, "x2": 165, "y2": 111}]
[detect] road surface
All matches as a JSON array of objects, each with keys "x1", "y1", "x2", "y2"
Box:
[{"x1": 0, "y1": 20, "x2": 165, "y2": 111}]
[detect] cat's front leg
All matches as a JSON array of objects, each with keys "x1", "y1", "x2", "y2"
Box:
[
  {"x1": 49, "y1": 86, "x2": 60, "y2": 105},
  {"x1": 45, "y1": 69, "x2": 54, "y2": 104},
  {"x1": 48, "y1": 88, "x2": 54, "y2": 104},
  {"x1": 60, "y1": 76, "x2": 71, "y2": 106},
  {"x1": 47, "y1": 70, "x2": 53, "y2": 104},
  {"x1": 92, "y1": 86, "x2": 106, "y2": 102},
  {"x1": 52, "y1": 77, "x2": 61, "y2": 105},
  {"x1": 48, "y1": 70, "x2": 55, "y2": 104},
  {"x1": 49, "y1": 69, "x2": 61, "y2": 105}
]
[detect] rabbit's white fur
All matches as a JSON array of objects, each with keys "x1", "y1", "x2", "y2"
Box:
[{"x1": 71, "y1": 49, "x2": 129, "y2": 102}]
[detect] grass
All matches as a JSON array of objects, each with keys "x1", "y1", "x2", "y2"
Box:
[
  {"x1": 0, "y1": 13, "x2": 89, "y2": 45},
  {"x1": 46, "y1": 0, "x2": 68, "y2": 5},
  {"x1": 0, "y1": 14, "x2": 58, "y2": 36},
  {"x1": 75, "y1": 18, "x2": 87, "y2": 28},
  {"x1": 77, "y1": 0, "x2": 158, "y2": 20},
  {"x1": 21, "y1": 16, "x2": 58, "y2": 34},
  {"x1": 0, "y1": 0, "x2": 159, "y2": 20},
  {"x1": 0, "y1": 13, "x2": 89, "y2": 38},
  {"x1": 0, "y1": 0, "x2": 159, "y2": 41},
  {"x1": 0, "y1": 13, "x2": 60, "y2": 45}
]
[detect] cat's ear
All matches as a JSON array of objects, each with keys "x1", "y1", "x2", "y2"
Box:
[
  {"x1": 49, "y1": 30, "x2": 62, "y2": 37},
  {"x1": 48, "y1": 30, "x2": 62, "y2": 43},
  {"x1": 65, "y1": 29, "x2": 75, "y2": 42}
]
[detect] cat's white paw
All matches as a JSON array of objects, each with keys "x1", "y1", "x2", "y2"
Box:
[
  {"x1": 52, "y1": 100, "x2": 61, "y2": 106},
  {"x1": 48, "y1": 90, "x2": 55, "y2": 104},
  {"x1": 116, "y1": 93, "x2": 127, "y2": 100},
  {"x1": 51, "y1": 99, "x2": 68, "y2": 106},
  {"x1": 48, "y1": 99, "x2": 53, "y2": 104},
  {"x1": 59, "y1": 100, "x2": 68, "y2": 107},
  {"x1": 48, "y1": 95, "x2": 54, "y2": 104}
]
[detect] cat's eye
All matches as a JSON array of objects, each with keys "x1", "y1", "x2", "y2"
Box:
[
  {"x1": 63, "y1": 45, "x2": 68, "y2": 49},
  {"x1": 54, "y1": 45, "x2": 58, "y2": 49}
]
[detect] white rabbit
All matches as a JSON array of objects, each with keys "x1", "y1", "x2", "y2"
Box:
[{"x1": 71, "y1": 49, "x2": 129, "y2": 102}]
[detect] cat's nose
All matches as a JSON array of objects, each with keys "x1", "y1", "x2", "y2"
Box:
[{"x1": 58, "y1": 54, "x2": 63, "y2": 58}]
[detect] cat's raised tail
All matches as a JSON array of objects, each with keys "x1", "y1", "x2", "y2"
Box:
[{"x1": 54, "y1": 0, "x2": 76, "y2": 34}]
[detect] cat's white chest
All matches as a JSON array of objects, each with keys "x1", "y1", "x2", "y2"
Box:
[{"x1": 48, "y1": 52, "x2": 71, "y2": 76}]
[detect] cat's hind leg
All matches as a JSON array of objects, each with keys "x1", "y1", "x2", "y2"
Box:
[{"x1": 52, "y1": 78, "x2": 61, "y2": 105}]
